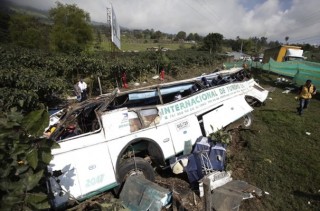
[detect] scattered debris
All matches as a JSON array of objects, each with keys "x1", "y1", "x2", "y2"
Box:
[
  {"x1": 265, "y1": 87, "x2": 276, "y2": 92},
  {"x1": 276, "y1": 77, "x2": 289, "y2": 83},
  {"x1": 264, "y1": 158, "x2": 272, "y2": 164},
  {"x1": 285, "y1": 87, "x2": 295, "y2": 91},
  {"x1": 306, "y1": 132, "x2": 311, "y2": 135},
  {"x1": 120, "y1": 175, "x2": 172, "y2": 211},
  {"x1": 198, "y1": 171, "x2": 232, "y2": 197},
  {"x1": 282, "y1": 87, "x2": 295, "y2": 94},
  {"x1": 208, "y1": 179, "x2": 263, "y2": 211}
]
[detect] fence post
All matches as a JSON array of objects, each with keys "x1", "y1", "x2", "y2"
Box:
[{"x1": 204, "y1": 177, "x2": 211, "y2": 211}]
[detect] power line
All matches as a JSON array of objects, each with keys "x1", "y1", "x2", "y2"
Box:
[
  {"x1": 272, "y1": 9, "x2": 320, "y2": 41},
  {"x1": 183, "y1": 0, "x2": 227, "y2": 35},
  {"x1": 289, "y1": 35, "x2": 320, "y2": 44}
]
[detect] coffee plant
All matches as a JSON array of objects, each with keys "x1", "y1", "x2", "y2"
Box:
[{"x1": 0, "y1": 108, "x2": 59, "y2": 210}]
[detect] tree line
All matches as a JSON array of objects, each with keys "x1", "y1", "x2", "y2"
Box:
[{"x1": 1, "y1": 1, "x2": 318, "y2": 57}]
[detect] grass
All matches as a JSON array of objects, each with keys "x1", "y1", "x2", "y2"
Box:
[
  {"x1": 230, "y1": 70, "x2": 320, "y2": 210},
  {"x1": 121, "y1": 42, "x2": 189, "y2": 51},
  {"x1": 92, "y1": 35, "x2": 195, "y2": 52}
]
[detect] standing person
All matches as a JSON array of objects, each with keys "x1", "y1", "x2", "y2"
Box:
[
  {"x1": 160, "y1": 68, "x2": 165, "y2": 81},
  {"x1": 121, "y1": 71, "x2": 128, "y2": 89},
  {"x1": 78, "y1": 78, "x2": 87, "y2": 102},
  {"x1": 73, "y1": 81, "x2": 81, "y2": 102},
  {"x1": 297, "y1": 79, "x2": 316, "y2": 115}
]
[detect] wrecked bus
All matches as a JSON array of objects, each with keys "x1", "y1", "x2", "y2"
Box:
[{"x1": 46, "y1": 67, "x2": 268, "y2": 208}]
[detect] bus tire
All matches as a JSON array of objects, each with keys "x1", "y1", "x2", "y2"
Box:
[
  {"x1": 242, "y1": 113, "x2": 253, "y2": 129},
  {"x1": 114, "y1": 157, "x2": 155, "y2": 196}
]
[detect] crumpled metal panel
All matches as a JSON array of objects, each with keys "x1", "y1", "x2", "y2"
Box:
[
  {"x1": 120, "y1": 175, "x2": 172, "y2": 211},
  {"x1": 211, "y1": 180, "x2": 262, "y2": 211}
]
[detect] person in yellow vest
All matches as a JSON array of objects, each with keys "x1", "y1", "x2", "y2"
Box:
[{"x1": 297, "y1": 79, "x2": 316, "y2": 115}]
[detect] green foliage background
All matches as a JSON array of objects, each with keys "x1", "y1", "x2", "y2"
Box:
[{"x1": 0, "y1": 109, "x2": 59, "y2": 210}]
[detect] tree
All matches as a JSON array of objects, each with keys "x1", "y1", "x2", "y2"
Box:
[
  {"x1": 142, "y1": 29, "x2": 151, "y2": 39},
  {"x1": 94, "y1": 28, "x2": 102, "y2": 49},
  {"x1": 285, "y1": 36, "x2": 289, "y2": 45},
  {"x1": 175, "y1": 31, "x2": 186, "y2": 41},
  {"x1": 242, "y1": 39, "x2": 254, "y2": 54},
  {"x1": 186, "y1": 33, "x2": 195, "y2": 41},
  {"x1": 9, "y1": 13, "x2": 49, "y2": 49},
  {"x1": 133, "y1": 30, "x2": 143, "y2": 39},
  {"x1": 203, "y1": 33, "x2": 223, "y2": 54},
  {"x1": 49, "y1": 2, "x2": 93, "y2": 53},
  {"x1": 269, "y1": 40, "x2": 280, "y2": 48},
  {"x1": 152, "y1": 30, "x2": 163, "y2": 40},
  {"x1": 260, "y1": 37, "x2": 268, "y2": 47},
  {"x1": 194, "y1": 33, "x2": 202, "y2": 42}
]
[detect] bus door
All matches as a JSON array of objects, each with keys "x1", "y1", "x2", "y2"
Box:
[{"x1": 167, "y1": 115, "x2": 202, "y2": 155}]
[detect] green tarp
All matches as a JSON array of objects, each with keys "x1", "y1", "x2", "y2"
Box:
[
  {"x1": 223, "y1": 59, "x2": 320, "y2": 86},
  {"x1": 261, "y1": 58, "x2": 320, "y2": 86}
]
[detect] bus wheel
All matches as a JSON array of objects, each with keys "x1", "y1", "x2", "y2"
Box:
[
  {"x1": 114, "y1": 157, "x2": 155, "y2": 196},
  {"x1": 242, "y1": 113, "x2": 253, "y2": 129}
]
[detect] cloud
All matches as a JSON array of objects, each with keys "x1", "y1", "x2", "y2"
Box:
[{"x1": 7, "y1": 0, "x2": 320, "y2": 44}]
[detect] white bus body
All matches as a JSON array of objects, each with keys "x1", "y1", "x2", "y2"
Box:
[{"x1": 47, "y1": 68, "x2": 268, "y2": 208}]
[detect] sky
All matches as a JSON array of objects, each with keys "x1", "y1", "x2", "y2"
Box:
[{"x1": 6, "y1": 0, "x2": 320, "y2": 44}]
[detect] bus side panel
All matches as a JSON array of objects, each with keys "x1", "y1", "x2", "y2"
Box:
[
  {"x1": 167, "y1": 115, "x2": 202, "y2": 154},
  {"x1": 48, "y1": 154, "x2": 80, "y2": 208},
  {"x1": 49, "y1": 132, "x2": 116, "y2": 208},
  {"x1": 106, "y1": 124, "x2": 176, "y2": 164},
  {"x1": 101, "y1": 109, "x2": 176, "y2": 168},
  {"x1": 202, "y1": 96, "x2": 253, "y2": 135}
]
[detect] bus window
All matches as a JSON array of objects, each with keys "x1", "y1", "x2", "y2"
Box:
[
  {"x1": 128, "y1": 111, "x2": 142, "y2": 132},
  {"x1": 140, "y1": 108, "x2": 160, "y2": 127}
]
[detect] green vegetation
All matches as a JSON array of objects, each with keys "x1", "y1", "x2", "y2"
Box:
[
  {"x1": 203, "y1": 33, "x2": 223, "y2": 54},
  {"x1": 0, "y1": 109, "x2": 58, "y2": 210},
  {"x1": 9, "y1": 13, "x2": 49, "y2": 49},
  {"x1": 49, "y1": 2, "x2": 93, "y2": 53},
  {"x1": 229, "y1": 70, "x2": 320, "y2": 210},
  {"x1": 0, "y1": 42, "x2": 225, "y2": 113},
  {"x1": 120, "y1": 42, "x2": 195, "y2": 52}
]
